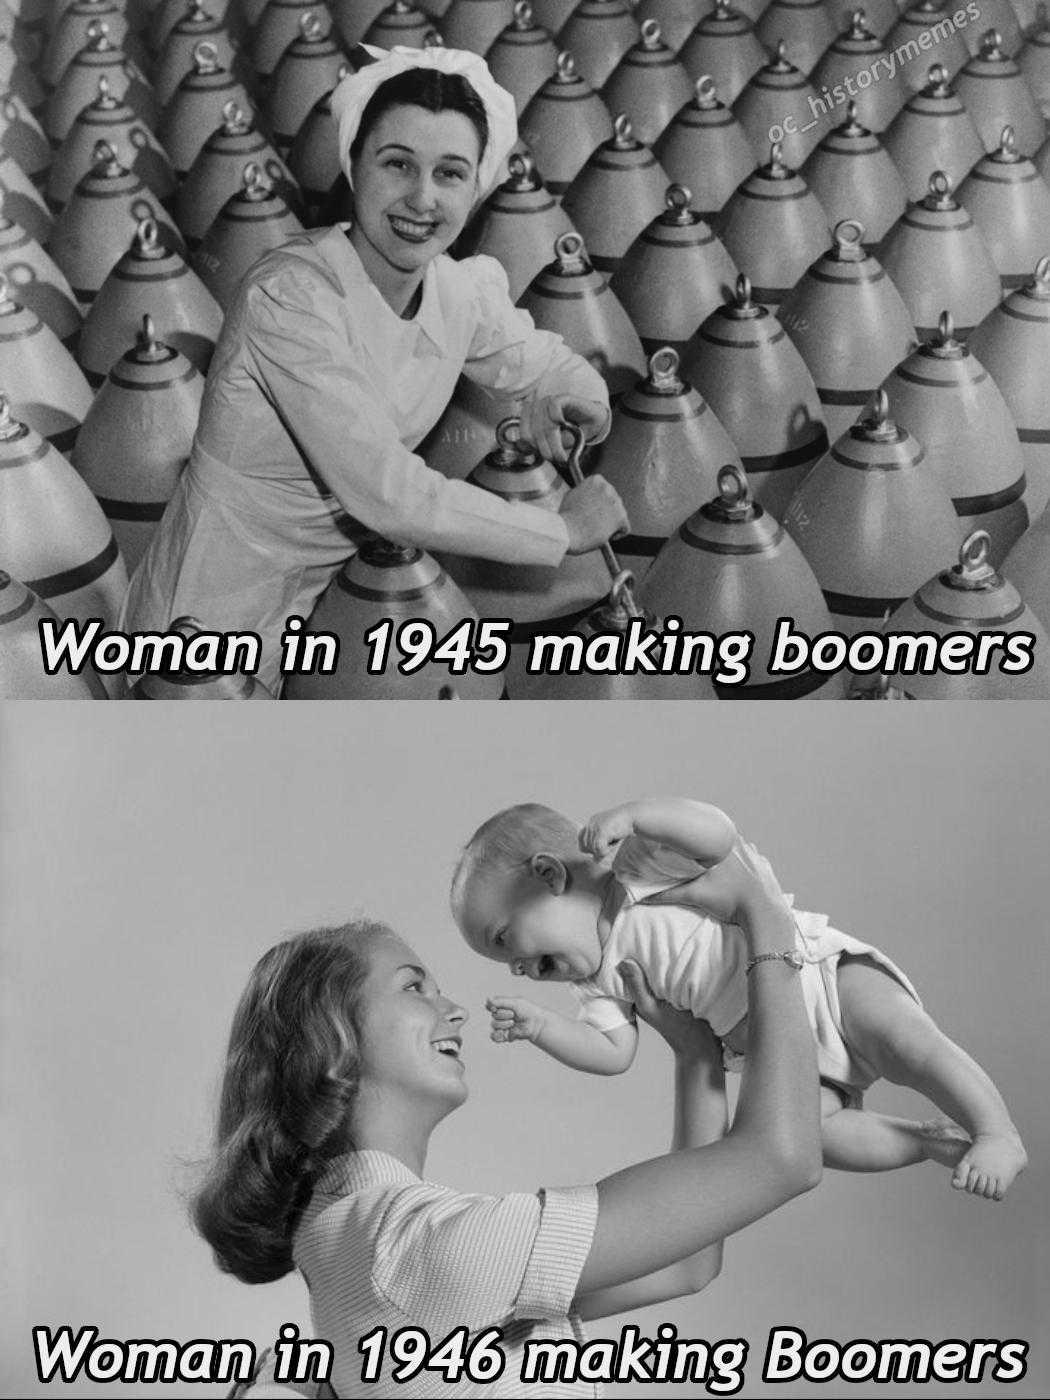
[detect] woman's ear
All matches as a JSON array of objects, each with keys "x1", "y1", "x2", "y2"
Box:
[{"x1": 530, "y1": 852, "x2": 568, "y2": 894}]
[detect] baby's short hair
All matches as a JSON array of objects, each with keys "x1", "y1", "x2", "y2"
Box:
[{"x1": 450, "y1": 803, "x2": 579, "y2": 927}]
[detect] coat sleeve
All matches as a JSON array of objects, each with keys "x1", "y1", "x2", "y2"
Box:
[
  {"x1": 459, "y1": 256, "x2": 612, "y2": 441},
  {"x1": 241, "y1": 265, "x2": 570, "y2": 564}
]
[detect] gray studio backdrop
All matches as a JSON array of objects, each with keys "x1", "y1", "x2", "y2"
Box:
[{"x1": 2, "y1": 703, "x2": 1047, "y2": 1397}]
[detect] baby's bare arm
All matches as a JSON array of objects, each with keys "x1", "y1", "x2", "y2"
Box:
[
  {"x1": 488, "y1": 996, "x2": 637, "y2": 1074},
  {"x1": 581, "y1": 798, "x2": 738, "y2": 864}
]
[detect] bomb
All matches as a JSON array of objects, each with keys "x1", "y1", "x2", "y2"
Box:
[
  {"x1": 557, "y1": 0, "x2": 640, "y2": 92},
  {"x1": 0, "y1": 90, "x2": 51, "y2": 188},
  {"x1": 1002, "y1": 501, "x2": 1050, "y2": 632},
  {"x1": 283, "y1": 536, "x2": 505, "y2": 699},
  {"x1": 0, "y1": 188, "x2": 81, "y2": 346},
  {"x1": 776, "y1": 218, "x2": 916, "y2": 442},
  {"x1": 601, "y1": 19, "x2": 693, "y2": 147},
  {"x1": 756, "y1": 0, "x2": 836, "y2": 76},
  {"x1": 364, "y1": 0, "x2": 434, "y2": 49},
  {"x1": 635, "y1": 0, "x2": 716, "y2": 54},
  {"x1": 885, "y1": 0, "x2": 971, "y2": 91},
  {"x1": 518, "y1": 51, "x2": 614, "y2": 195},
  {"x1": 652, "y1": 76, "x2": 756, "y2": 219},
  {"x1": 587, "y1": 346, "x2": 740, "y2": 580},
  {"x1": 73, "y1": 314, "x2": 204, "y2": 574},
  {"x1": 639, "y1": 464, "x2": 848, "y2": 698},
  {"x1": 0, "y1": 568, "x2": 107, "y2": 697},
  {"x1": 682, "y1": 273, "x2": 829, "y2": 519},
  {"x1": 783, "y1": 389, "x2": 963, "y2": 632},
  {"x1": 43, "y1": 0, "x2": 133, "y2": 92},
  {"x1": 879, "y1": 170, "x2": 1002, "y2": 339},
  {"x1": 969, "y1": 258, "x2": 1050, "y2": 518},
  {"x1": 560, "y1": 113, "x2": 671, "y2": 274},
  {"x1": 881, "y1": 63, "x2": 986, "y2": 202},
  {"x1": 485, "y1": 2, "x2": 558, "y2": 116},
  {"x1": 0, "y1": 150, "x2": 54, "y2": 247},
  {"x1": 800, "y1": 102, "x2": 906, "y2": 246},
  {"x1": 153, "y1": 0, "x2": 241, "y2": 110},
  {"x1": 0, "y1": 270, "x2": 92, "y2": 452},
  {"x1": 808, "y1": 10, "x2": 905, "y2": 134},
  {"x1": 717, "y1": 141, "x2": 829, "y2": 307},
  {"x1": 880, "y1": 529, "x2": 1050, "y2": 697},
  {"x1": 268, "y1": 10, "x2": 348, "y2": 155},
  {"x1": 46, "y1": 75, "x2": 176, "y2": 213},
  {"x1": 956, "y1": 28, "x2": 1046, "y2": 154},
  {"x1": 679, "y1": 1, "x2": 768, "y2": 107},
  {"x1": 734, "y1": 41, "x2": 825, "y2": 169},
  {"x1": 158, "y1": 39, "x2": 256, "y2": 179},
  {"x1": 957, "y1": 125, "x2": 1050, "y2": 289},
  {"x1": 128, "y1": 616, "x2": 272, "y2": 698},
  {"x1": 878, "y1": 311, "x2": 1028, "y2": 561},
  {"x1": 460, "y1": 150, "x2": 575, "y2": 302},
  {"x1": 192, "y1": 161, "x2": 305, "y2": 310},
  {"x1": 45, "y1": 19, "x2": 159, "y2": 149},
  {"x1": 440, "y1": 0, "x2": 517, "y2": 55},
  {"x1": 287, "y1": 64, "x2": 351, "y2": 218}
]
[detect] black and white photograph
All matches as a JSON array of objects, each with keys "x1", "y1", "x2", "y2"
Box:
[{"x1": 3, "y1": 703, "x2": 1046, "y2": 1396}]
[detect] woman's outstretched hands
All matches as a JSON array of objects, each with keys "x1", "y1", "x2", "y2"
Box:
[
  {"x1": 619, "y1": 960, "x2": 720, "y2": 1060},
  {"x1": 645, "y1": 838, "x2": 788, "y2": 926},
  {"x1": 487, "y1": 995, "x2": 546, "y2": 1044},
  {"x1": 520, "y1": 394, "x2": 609, "y2": 466},
  {"x1": 579, "y1": 804, "x2": 635, "y2": 861}
]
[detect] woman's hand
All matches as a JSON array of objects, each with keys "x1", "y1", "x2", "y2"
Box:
[
  {"x1": 558, "y1": 476, "x2": 628, "y2": 554},
  {"x1": 520, "y1": 394, "x2": 610, "y2": 465},
  {"x1": 646, "y1": 838, "x2": 790, "y2": 932},
  {"x1": 619, "y1": 960, "x2": 721, "y2": 1061}
]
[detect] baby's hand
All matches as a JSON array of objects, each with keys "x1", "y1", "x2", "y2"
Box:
[
  {"x1": 580, "y1": 804, "x2": 636, "y2": 861},
  {"x1": 487, "y1": 996, "x2": 547, "y2": 1045}
]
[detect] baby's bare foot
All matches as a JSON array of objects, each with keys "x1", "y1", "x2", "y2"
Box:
[
  {"x1": 917, "y1": 1117, "x2": 971, "y2": 1169},
  {"x1": 951, "y1": 1130, "x2": 1027, "y2": 1201}
]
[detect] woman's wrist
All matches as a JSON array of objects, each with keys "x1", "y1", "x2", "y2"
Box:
[{"x1": 736, "y1": 894, "x2": 796, "y2": 953}]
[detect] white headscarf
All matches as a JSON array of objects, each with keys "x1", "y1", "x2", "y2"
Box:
[{"x1": 331, "y1": 45, "x2": 518, "y2": 198}]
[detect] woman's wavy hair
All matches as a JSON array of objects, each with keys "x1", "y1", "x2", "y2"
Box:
[
  {"x1": 349, "y1": 68, "x2": 490, "y2": 168},
  {"x1": 192, "y1": 920, "x2": 393, "y2": 1284}
]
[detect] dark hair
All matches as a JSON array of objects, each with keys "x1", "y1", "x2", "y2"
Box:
[
  {"x1": 191, "y1": 921, "x2": 393, "y2": 1284},
  {"x1": 349, "y1": 68, "x2": 490, "y2": 168}
]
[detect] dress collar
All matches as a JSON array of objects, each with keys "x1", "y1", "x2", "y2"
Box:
[
  {"x1": 314, "y1": 1148, "x2": 421, "y2": 1198},
  {"x1": 321, "y1": 224, "x2": 450, "y2": 355}
]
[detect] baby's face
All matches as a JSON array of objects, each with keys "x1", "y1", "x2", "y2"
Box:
[{"x1": 459, "y1": 868, "x2": 603, "y2": 982}]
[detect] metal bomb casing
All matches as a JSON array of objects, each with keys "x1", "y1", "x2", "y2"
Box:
[
  {"x1": 733, "y1": 41, "x2": 825, "y2": 169},
  {"x1": 883, "y1": 529, "x2": 1050, "y2": 697},
  {"x1": 0, "y1": 568, "x2": 107, "y2": 697},
  {"x1": 268, "y1": 10, "x2": 349, "y2": 154},
  {"x1": 252, "y1": 0, "x2": 335, "y2": 83},
  {"x1": 755, "y1": 0, "x2": 836, "y2": 76},
  {"x1": 363, "y1": 0, "x2": 434, "y2": 49},
  {"x1": 652, "y1": 76, "x2": 756, "y2": 220},
  {"x1": 153, "y1": 0, "x2": 240, "y2": 110},
  {"x1": 879, "y1": 170, "x2": 1002, "y2": 339},
  {"x1": 515, "y1": 573, "x2": 719, "y2": 698},
  {"x1": 560, "y1": 113, "x2": 671, "y2": 273},
  {"x1": 528, "y1": 0, "x2": 577, "y2": 35},
  {"x1": 48, "y1": 139, "x2": 183, "y2": 307},
  {"x1": 46, "y1": 75, "x2": 176, "y2": 212},
  {"x1": 969, "y1": 258, "x2": 1050, "y2": 519},
  {"x1": 283, "y1": 538, "x2": 504, "y2": 699},
  {"x1": 193, "y1": 161, "x2": 305, "y2": 310},
  {"x1": 0, "y1": 90, "x2": 51, "y2": 187},
  {"x1": 287, "y1": 64, "x2": 351, "y2": 216},
  {"x1": 962, "y1": 0, "x2": 1022, "y2": 56},
  {"x1": 43, "y1": 0, "x2": 130, "y2": 90},
  {"x1": 601, "y1": 19, "x2": 693, "y2": 147},
  {"x1": 634, "y1": 0, "x2": 715, "y2": 54},
  {"x1": 800, "y1": 102, "x2": 907, "y2": 246},
  {"x1": 885, "y1": 0, "x2": 971, "y2": 90},
  {"x1": 0, "y1": 392, "x2": 127, "y2": 656},
  {"x1": 777, "y1": 219, "x2": 917, "y2": 442},
  {"x1": 956, "y1": 29, "x2": 1046, "y2": 154},
  {"x1": 486, "y1": 2, "x2": 558, "y2": 116},
  {"x1": 329, "y1": 0, "x2": 389, "y2": 46},
  {"x1": 45, "y1": 19, "x2": 159, "y2": 148},
  {"x1": 610, "y1": 183, "x2": 738, "y2": 356},
  {"x1": 783, "y1": 389, "x2": 963, "y2": 631},
  {"x1": 72, "y1": 313, "x2": 204, "y2": 574},
  {"x1": 958, "y1": 126, "x2": 1050, "y2": 289},
  {"x1": 587, "y1": 346, "x2": 741, "y2": 579},
  {"x1": 441, "y1": 417, "x2": 610, "y2": 673},
  {"x1": 0, "y1": 151, "x2": 53, "y2": 247},
  {"x1": 129, "y1": 615, "x2": 272, "y2": 698},
  {"x1": 1019, "y1": 14, "x2": 1050, "y2": 120},
  {"x1": 881, "y1": 63, "x2": 985, "y2": 203},
  {"x1": 177, "y1": 100, "x2": 300, "y2": 248},
  {"x1": 678, "y1": 2, "x2": 767, "y2": 107},
  {"x1": 0, "y1": 191, "x2": 81, "y2": 345},
  {"x1": 808, "y1": 10, "x2": 905, "y2": 135},
  {"x1": 682, "y1": 273, "x2": 829, "y2": 519},
  {"x1": 639, "y1": 464, "x2": 848, "y2": 697},
  {"x1": 556, "y1": 0, "x2": 640, "y2": 91},
  {"x1": 518, "y1": 51, "x2": 614, "y2": 195},
  {"x1": 79, "y1": 216, "x2": 222, "y2": 381},
  {"x1": 440, "y1": 0, "x2": 517, "y2": 56},
  {"x1": 716, "y1": 141, "x2": 829, "y2": 307},
  {"x1": 1002, "y1": 500, "x2": 1050, "y2": 633},
  {"x1": 878, "y1": 311, "x2": 1027, "y2": 563},
  {"x1": 154, "y1": 0, "x2": 244, "y2": 50},
  {"x1": 460, "y1": 150, "x2": 575, "y2": 302},
  {"x1": 517, "y1": 231, "x2": 647, "y2": 394},
  {"x1": 0, "y1": 270, "x2": 92, "y2": 451},
  {"x1": 158, "y1": 40, "x2": 256, "y2": 178}
]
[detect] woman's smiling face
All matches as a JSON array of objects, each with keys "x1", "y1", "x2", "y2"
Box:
[
  {"x1": 352, "y1": 932, "x2": 470, "y2": 1124},
  {"x1": 350, "y1": 103, "x2": 482, "y2": 282}
]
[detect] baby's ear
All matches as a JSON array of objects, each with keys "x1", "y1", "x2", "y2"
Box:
[{"x1": 530, "y1": 852, "x2": 568, "y2": 894}]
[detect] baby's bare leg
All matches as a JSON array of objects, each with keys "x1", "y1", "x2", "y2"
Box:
[
  {"x1": 836, "y1": 956, "x2": 1027, "y2": 1200},
  {"x1": 820, "y1": 1084, "x2": 971, "y2": 1172}
]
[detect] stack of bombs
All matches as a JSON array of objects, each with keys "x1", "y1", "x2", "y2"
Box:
[{"x1": 2, "y1": 0, "x2": 1050, "y2": 698}]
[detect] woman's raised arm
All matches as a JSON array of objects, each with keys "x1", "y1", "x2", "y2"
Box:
[{"x1": 575, "y1": 842, "x2": 822, "y2": 1295}]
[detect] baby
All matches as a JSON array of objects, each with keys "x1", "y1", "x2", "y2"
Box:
[{"x1": 451, "y1": 797, "x2": 1027, "y2": 1200}]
